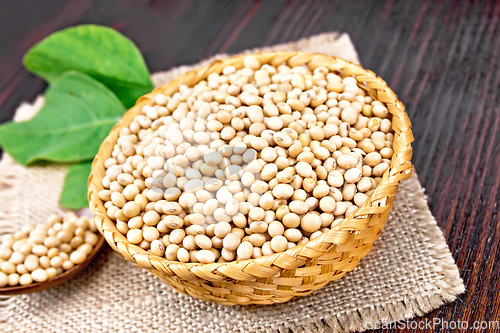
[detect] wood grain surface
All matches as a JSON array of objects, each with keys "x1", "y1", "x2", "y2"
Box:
[{"x1": 0, "y1": 0, "x2": 499, "y2": 331}]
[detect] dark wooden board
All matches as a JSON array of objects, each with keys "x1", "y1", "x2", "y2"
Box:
[{"x1": 1, "y1": 0, "x2": 499, "y2": 331}]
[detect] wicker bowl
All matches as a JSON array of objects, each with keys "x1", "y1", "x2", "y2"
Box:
[{"x1": 88, "y1": 51, "x2": 413, "y2": 306}]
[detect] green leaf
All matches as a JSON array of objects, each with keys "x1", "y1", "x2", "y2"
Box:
[
  {"x1": 60, "y1": 160, "x2": 93, "y2": 210},
  {"x1": 0, "y1": 71, "x2": 125, "y2": 165},
  {"x1": 23, "y1": 24, "x2": 153, "y2": 107}
]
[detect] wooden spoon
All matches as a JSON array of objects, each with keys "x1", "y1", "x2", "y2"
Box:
[
  {"x1": 0, "y1": 234, "x2": 105, "y2": 295},
  {"x1": 0, "y1": 209, "x2": 105, "y2": 295}
]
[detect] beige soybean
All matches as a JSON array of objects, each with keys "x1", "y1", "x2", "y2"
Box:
[
  {"x1": 319, "y1": 196, "x2": 336, "y2": 213},
  {"x1": 127, "y1": 229, "x2": 143, "y2": 244},
  {"x1": 222, "y1": 233, "x2": 241, "y2": 251},
  {"x1": 195, "y1": 235, "x2": 212, "y2": 250},
  {"x1": 196, "y1": 250, "x2": 216, "y2": 264},
  {"x1": 69, "y1": 251, "x2": 87, "y2": 265},
  {"x1": 272, "y1": 184, "x2": 294, "y2": 199},
  {"x1": 344, "y1": 168, "x2": 363, "y2": 183},
  {"x1": 300, "y1": 215, "x2": 321, "y2": 233},
  {"x1": 236, "y1": 241, "x2": 254, "y2": 259},
  {"x1": 214, "y1": 222, "x2": 232, "y2": 238},
  {"x1": 337, "y1": 154, "x2": 358, "y2": 169},
  {"x1": 268, "y1": 221, "x2": 285, "y2": 237},
  {"x1": 270, "y1": 236, "x2": 288, "y2": 253},
  {"x1": 31, "y1": 269, "x2": 48, "y2": 283}
]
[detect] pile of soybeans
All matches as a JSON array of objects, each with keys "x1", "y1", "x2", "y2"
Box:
[
  {"x1": 99, "y1": 56, "x2": 394, "y2": 264},
  {"x1": 0, "y1": 213, "x2": 99, "y2": 287}
]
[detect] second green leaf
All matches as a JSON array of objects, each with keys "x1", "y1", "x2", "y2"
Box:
[{"x1": 0, "y1": 71, "x2": 125, "y2": 165}]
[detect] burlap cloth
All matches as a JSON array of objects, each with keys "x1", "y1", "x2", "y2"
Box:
[{"x1": 0, "y1": 32, "x2": 464, "y2": 333}]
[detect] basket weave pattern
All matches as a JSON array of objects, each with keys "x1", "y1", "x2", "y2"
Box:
[{"x1": 88, "y1": 51, "x2": 413, "y2": 306}]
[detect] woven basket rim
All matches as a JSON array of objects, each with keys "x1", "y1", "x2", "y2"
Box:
[{"x1": 88, "y1": 51, "x2": 413, "y2": 275}]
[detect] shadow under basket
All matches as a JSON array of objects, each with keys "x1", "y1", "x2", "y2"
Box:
[{"x1": 88, "y1": 51, "x2": 414, "y2": 306}]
